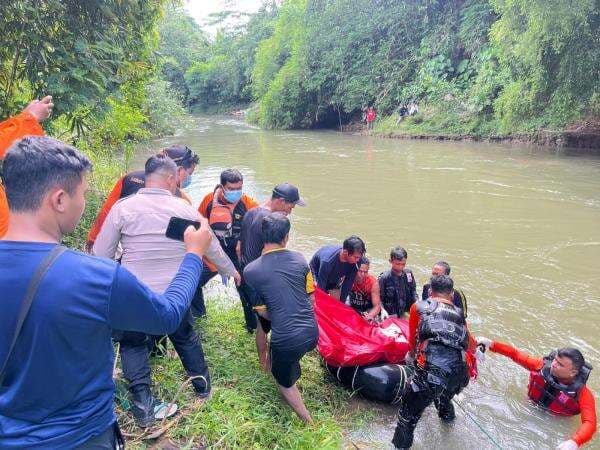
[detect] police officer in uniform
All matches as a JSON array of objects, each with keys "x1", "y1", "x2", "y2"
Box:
[{"x1": 392, "y1": 274, "x2": 473, "y2": 449}]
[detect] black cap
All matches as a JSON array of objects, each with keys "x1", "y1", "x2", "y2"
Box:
[
  {"x1": 163, "y1": 145, "x2": 199, "y2": 167},
  {"x1": 272, "y1": 183, "x2": 306, "y2": 206}
]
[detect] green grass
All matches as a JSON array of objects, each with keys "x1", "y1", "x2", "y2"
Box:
[
  {"x1": 116, "y1": 297, "x2": 362, "y2": 449},
  {"x1": 373, "y1": 103, "x2": 508, "y2": 139}
]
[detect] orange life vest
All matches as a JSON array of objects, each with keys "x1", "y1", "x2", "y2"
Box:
[{"x1": 527, "y1": 351, "x2": 592, "y2": 416}]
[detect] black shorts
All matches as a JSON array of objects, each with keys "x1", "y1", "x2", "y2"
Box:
[
  {"x1": 270, "y1": 339, "x2": 317, "y2": 388},
  {"x1": 257, "y1": 314, "x2": 272, "y2": 334}
]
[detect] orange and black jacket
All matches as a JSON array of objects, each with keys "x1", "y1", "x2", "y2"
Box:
[
  {"x1": 198, "y1": 191, "x2": 258, "y2": 229},
  {"x1": 86, "y1": 170, "x2": 192, "y2": 247},
  {"x1": 0, "y1": 112, "x2": 45, "y2": 238},
  {"x1": 490, "y1": 341, "x2": 597, "y2": 447}
]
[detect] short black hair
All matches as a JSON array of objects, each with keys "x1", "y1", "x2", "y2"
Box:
[
  {"x1": 145, "y1": 154, "x2": 177, "y2": 177},
  {"x1": 2, "y1": 136, "x2": 92, "y2": 212},
  {"x1": 220, "y1": 169, "x2": 243, "y2": 186},
  {"x1": 360, "y1": 256, "x2": 371, "y2": 266},
  {"x1": 430, "y1": 274, "x2": 454, "y2": 295},
  {"x1": 434, "y1": 261, "x2": 451, "y2": 275},
  {"x1": 390, "y1": 246, "x2": 408, "y2": 261},
  {"x1": 262, "y1": 212, "x2": 290, "y2": 245},
  {"x1": 557, "y1": 348, "x2": 585, "y2": 372},
  {"x1": 343, "y1": 235, "x2": 366, "y2": 255}
]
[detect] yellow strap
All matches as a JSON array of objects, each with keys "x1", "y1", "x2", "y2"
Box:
[{"x1": 306, "y1": 271, "x2": 315, "y2": 294}]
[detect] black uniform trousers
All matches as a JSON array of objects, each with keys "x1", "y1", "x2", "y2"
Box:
[
  {"x1": 116, "y1": 309, "x2": 210, "y2": 396},
  {"x1": 191, "y1": 264, "x2": 257, "y2": 331},
  {"x1": 392, "y1": 363, "x2": 468, "y2": 448}
]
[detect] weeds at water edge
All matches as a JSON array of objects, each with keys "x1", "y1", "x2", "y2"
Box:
[{"x1": 116, "y1": 298, "x2": 361, "y2": 449}]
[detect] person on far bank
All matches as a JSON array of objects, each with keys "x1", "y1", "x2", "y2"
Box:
[
  {"x1": 93, "y1": 154, "x2": 238, "y2": 427},
  {"x1": 379, "y1": 247, "x2": 417, "y2": 318},
  {"x1": 477, "y1": 338, "x2": 597, "y2": 450},
  {"x1": 392, "y1": 275, "x2": 474, "y2": 449},
  {"x1": 309, "y1": 236, "x2": 366, "y2": 302},
  {"x1": 243, "y1": 213, "x2": 319, "y2": 424},
  {"x1": 192, "y1": 169, "x2": 258, "y2": 318},
  {"x1": 421, "y1": 261, "x2": 467, "y2": 315},
  {"x1": 366, "y1": 106, "x2": 377, "y2": 131},
  {"x1": 348, "y1": 256, "x2": 382, "y2": 321},
  {"x1": 0, "y1": 136, "x2": 212, "y2": 449},
  {"x1": 85, "y1": 144, "x2": 199, "y2": 252},
  {"x1": 239, "y1": 182, "x2": 306, "y2": 331},
  {"x1": 0, "y1": 95, "x2": 54, "y2": 239}
]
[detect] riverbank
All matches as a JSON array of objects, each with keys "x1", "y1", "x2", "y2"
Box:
[
  {"x1": 115, "y1": 296, "x2": 362, "y2": 449},
  {"x1": 337, "y1": 113, "x2": 598, "y2": 151}
]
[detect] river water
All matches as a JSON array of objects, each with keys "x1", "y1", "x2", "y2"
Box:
[{"x1": 136, "y1": 116, "x2": 600, "y2": 449}]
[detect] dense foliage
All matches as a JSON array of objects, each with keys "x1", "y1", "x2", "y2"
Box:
[
  {"x1": 183, "y1": 0, "x2": 599, "y2": 134},
  {"x1": 1, "y1": 0, "x2": 186, "y2": 249}
]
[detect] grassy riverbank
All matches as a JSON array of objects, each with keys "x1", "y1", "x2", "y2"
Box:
[
  {"x1": 368, "y1": 109, "x2": 600, "y2": 149},
  {"x1": 114, "y1": 298, "x2": 363, "y2": 449}
]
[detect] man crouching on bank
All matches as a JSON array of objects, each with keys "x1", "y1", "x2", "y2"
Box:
[{"x1": 243, "y1": 212, "x2": 318, "y2": 423}]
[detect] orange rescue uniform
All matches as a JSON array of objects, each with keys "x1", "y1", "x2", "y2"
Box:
[
  {"x1": 0, "y1": 112, "x2": 45, "y2": 237},
  {"x1": 490, "y1": 341, "x2": 597, "y2": 447}
]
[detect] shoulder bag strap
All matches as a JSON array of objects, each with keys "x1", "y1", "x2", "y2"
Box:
[{"x1": 0, "y1": 245, "x2": 67, "y2": 384}]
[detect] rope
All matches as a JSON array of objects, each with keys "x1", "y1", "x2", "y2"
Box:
[{"x1": 452, "y1": 397, "x2": 503, "y2": 450}]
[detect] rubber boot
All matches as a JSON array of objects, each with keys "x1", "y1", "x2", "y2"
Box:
[
  {"x1": 434, "y1": 397, "x2": 456, "y2": 423},
  {"x1": 129, "y1": 387, "x2": 156, "y2": 428},
  {"x1": 392, "y1": 414, "x2": 416, "y2": 449}
]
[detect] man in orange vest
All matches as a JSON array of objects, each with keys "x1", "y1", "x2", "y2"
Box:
[
  {"x1": 194, "y1": 169, "x2": 258, "y2": 324},
  {"x1": 477, "y1": 337, "x2": 597, "y2": 449},
  {"x1": 0, "y1": 96, "x2": 54, "y2": 238}
]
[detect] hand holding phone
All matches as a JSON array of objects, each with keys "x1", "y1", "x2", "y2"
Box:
[
  {"x1": 184, "y1": 218, "x2": 212, "y2": 258},
  {"x1": 166, "y1": 217, "x2": 201, "y2": 241},
  {"x1": 166, "y1": 216, "x2": 212, "y2": 258}
]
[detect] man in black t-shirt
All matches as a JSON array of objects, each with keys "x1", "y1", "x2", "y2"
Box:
[
  {"x1": 421, "y1": 261, "x2": 467, "y2": 316},
  {"x1": 238, "y1": 183, "x2": 305, "y2": 332},
  {"x1": 243, "y1": 213, "x2": 317, "y2": 423}
]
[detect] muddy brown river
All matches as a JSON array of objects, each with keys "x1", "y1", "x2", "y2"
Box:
[{"x1": 136, "y1": 115, "x2": 600, "y2": 449}]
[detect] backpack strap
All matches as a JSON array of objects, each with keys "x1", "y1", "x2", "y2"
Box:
[{"x1": 0, "y1": 245, "x2": 67, "y2": 385}]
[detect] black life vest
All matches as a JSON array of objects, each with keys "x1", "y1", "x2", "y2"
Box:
[
  {"x1": 527, "y1": 351, "x2": 592, "y2": 416},
  {"x1": 416, "y1": 299, "x2": 468, "y2": 355}
]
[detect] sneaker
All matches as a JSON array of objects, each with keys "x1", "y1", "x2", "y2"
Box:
[{"x1": 154, "y1": 401, "x2": 178, "y2": 420}]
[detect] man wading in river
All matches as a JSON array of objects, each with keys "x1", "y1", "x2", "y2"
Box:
[
  {"x1": 0, "y1": 136, "x2": 212, "y2": 448},
  {"x1": 477, "y1": 338, "x2": 597, "y2": 449},
  {"x1": 392, "y1": 274, "x2": 475, "y2": 449},
  {"x1": 243, "y1": 213, "x2": 318, "y2": 423}
]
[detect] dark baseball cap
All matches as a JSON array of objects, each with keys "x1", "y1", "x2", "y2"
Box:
[
  {"x1": 163, "y1": 145, "x2": 199, "y2": 167},
  {"x1": 272, "y1": 183, "x2": 306, "y2": 206}
]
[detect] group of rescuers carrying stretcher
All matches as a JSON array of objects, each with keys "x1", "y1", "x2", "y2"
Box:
[{"x1": 0, "y1": 100, "x2": 596, "y2": 449}]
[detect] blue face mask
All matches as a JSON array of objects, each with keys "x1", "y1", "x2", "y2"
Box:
[
  {"x1": 224, "y1": 189, "x2": 242, "y2": 203},
  {"x1": 181, "y1": 174, "x2": 192, "y2": 189}
]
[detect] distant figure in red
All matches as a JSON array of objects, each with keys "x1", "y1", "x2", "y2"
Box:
[{"x1": 366, "y1": 106, "x2": 377, "y2": 130}]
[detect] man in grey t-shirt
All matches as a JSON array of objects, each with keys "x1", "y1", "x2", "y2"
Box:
[{"x1": 243, "y1": 213, "x2": 317, "y2": 423}]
